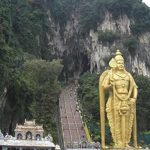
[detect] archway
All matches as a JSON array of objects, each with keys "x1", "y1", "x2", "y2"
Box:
[
  {"x1": 26, "y1": 131, "x2": 32, "y2": 140},
  {"x1": 17, "y1": 133, "x2": 22, "y2": 140}
]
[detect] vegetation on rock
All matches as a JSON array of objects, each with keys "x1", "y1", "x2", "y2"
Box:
[
  {"x1": 98, "y1": 30, "x2": 120, "y2": 44},
  {"x1": 124, "y1": 36, "x2": 138, "y2": 55},
  {"x1": 79, "y1": 0, "x2": 150, "y2": 34}
]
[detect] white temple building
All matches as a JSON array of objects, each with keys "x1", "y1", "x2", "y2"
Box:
[{"x1": 0, "y1": 120, "x2": 60, "y2": 150}]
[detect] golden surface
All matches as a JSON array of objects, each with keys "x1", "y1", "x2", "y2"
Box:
[{"x1": 99, "y1": 50, "x2": 138, "y2": 149}]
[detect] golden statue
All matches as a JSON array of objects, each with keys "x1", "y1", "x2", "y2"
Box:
[{"x1": 99, "y1": 50, "x2": 138, "y2": 149}]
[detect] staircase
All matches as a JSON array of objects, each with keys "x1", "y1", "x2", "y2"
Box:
[{"x1": 59, "y1": 83, "x2": 87, "y2": 148}]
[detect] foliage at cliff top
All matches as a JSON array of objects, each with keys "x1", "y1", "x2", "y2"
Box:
[
  {"x1": 79, "y1": 0, "x2": 150, "y2": 34},
  {"x1": 23, "y1": 0, "x2": 150, "y2": 35},
  {"x1": 36, "y1": 0, "x2": 150, "y2": 35}
]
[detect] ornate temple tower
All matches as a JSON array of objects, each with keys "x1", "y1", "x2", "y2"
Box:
[{"x1": 15, "y1": 119, "x2": 44, "y2": 140}]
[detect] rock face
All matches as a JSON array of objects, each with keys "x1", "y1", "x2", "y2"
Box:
[
  {"x1": 88, "y1": 12, "x2": 150, "y2": 76},
  {"x1": 48, "y1": 10, "x2": 150, "y2": 76}
]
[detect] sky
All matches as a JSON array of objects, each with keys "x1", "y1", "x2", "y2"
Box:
[{"x1": 142, "y1": 0, "x2": 150, "y2": 7}]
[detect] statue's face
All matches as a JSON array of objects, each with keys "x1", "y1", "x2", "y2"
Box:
[{"x1": 116, "y1": 60, "x2": 124, "y2": 70}]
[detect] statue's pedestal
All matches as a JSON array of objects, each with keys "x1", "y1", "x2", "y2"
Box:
[{"x1": 102, "y1": 147, "x2": 145, "y2": 150}]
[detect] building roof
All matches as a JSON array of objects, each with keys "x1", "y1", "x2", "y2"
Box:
[{"x1": 15, "y1": 119, "x2": 44, "y2": 132}]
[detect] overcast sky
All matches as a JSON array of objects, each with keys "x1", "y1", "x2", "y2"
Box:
[{"x1": 142, "y1": 0, "x2": 150, "y2": 7}]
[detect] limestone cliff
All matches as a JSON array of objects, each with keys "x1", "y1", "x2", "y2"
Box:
[{"x1": 48, "y1": 10, "x2": 150, "y2": 77}]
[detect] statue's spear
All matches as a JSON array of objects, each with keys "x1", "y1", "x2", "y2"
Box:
[{"x1": 99, "y1": 70, "x2": 110, "y2": 148}]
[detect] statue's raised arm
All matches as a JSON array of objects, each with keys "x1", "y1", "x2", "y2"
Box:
[{"x1": 99, "y1": 50, "x2": 138, "y2": 149}]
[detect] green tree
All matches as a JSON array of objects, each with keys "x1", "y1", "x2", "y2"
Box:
[
  {"x1": 134, "y1": 74, "x2": 150, "y2": 131},
  {"x1": 78, "y1": 72, "x2": 100, "y2": 140},
  {"x1": 79, "y1": 0, "x2": 105, "y2": 34},
  {"x1": 23, "y1": 59, "x2": 63, "y2": 142}
]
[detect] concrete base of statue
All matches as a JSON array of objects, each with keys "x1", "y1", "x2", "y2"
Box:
[
  {"x1": 102, "y1": 148, "x2": 149, "y2": 150},
  {"x1": 66, "y1": 148, "x2": 150, "y2": 150},
  {"x1": 105, "y1": 147, "x2": 150, "y2": 150}
]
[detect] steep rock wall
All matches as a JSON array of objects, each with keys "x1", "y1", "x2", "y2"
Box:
[
  {"x1": 49, "y1": 11, "x2": 150, "y2": 76},
  {"x1": 88, "y1": 12, "x2": 150, "y2": 75}
]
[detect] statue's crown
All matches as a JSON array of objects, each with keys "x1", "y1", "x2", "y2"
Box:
[
  {"x1": 115, "y1": 49, "x2": 122, "y2": 56},
  {"x1": 109, "y1": 49, "x2": 124, "y2": 68},
  {"x1": 115, "y1": 49, "x2": 124, "y2": 61}
]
